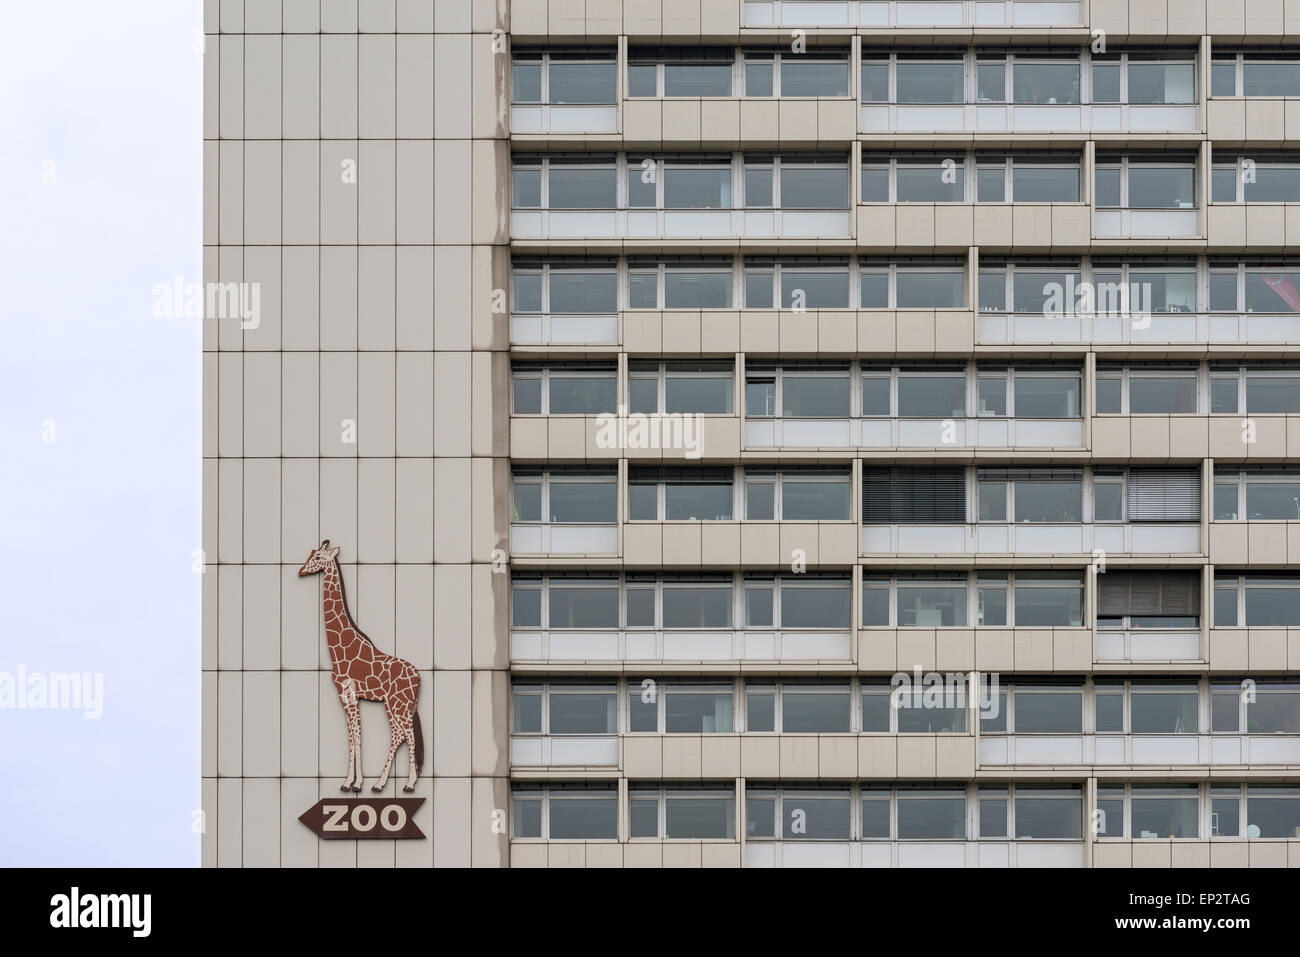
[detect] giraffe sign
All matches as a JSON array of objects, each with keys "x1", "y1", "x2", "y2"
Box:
[{"x1": 298, "y1": 540, "x2": 424, "y2": 794}]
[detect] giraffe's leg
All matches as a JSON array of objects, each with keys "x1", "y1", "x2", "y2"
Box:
[
  {"x1": 373, "y1": 704, "x2": 402, "y2": 792},
  {"x1": 402, "y1": 710, "x2": 418, "y2": 792},
  {"x1": 340, "y1": 697, "x2": 362, "y2": 791}
]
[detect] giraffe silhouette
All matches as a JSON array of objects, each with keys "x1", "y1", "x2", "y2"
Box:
[{"x1": 298, "y1": 540, "x2": 424, "y2": 793}]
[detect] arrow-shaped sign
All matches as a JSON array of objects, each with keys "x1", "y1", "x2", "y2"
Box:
[{"x1": 299, "y1": 797, "x2": 427, "y2": 840}]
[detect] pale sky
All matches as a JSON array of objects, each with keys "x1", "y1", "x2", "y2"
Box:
[{"x1": 0, "y1": 1, "x2": 202, "y2": 865}]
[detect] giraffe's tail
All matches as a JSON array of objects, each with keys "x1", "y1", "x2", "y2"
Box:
[{"x1": 411, "y1": 708, "x2": 424, "y2": 775}]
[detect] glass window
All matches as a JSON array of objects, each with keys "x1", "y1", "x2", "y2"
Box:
[
  {"x1": 746, "y1": 795, "x2": 775, "y2": 838},
  {"x1": 626, "y1": 586, "x2": 655, "y2": 627},
  {"x1": 548, "y1": 476, "x2": 616, "y2": 522},
  {"x1": 548, "y1": 62, "x2": 616, "y2": 104},
  {"x1": 747, "y1": 689, "x2": 775, "y2": 732},
  {"x1": 547, "y1": 582, "x2": 618, "y2": 628},
  {"x1": 744, "y1": 265, "x2": 774, "y2": 304},
  {"x1": 1214, "y1": 579, "x2": 1239, "y2": 627},
  {"x1": 664, "y1": 165, "x2": 731, "y2": 208},
  {"x1": 628, "y1": 482, "x2": 656, "y2": 520},
  {"x1": 1130, "y1": 787, "x2": 1197, "y2": 839},
  {"x1": 1013, "y1": 688, "x2": 1082, "y2": 733},
  {"x1": 860, "y1": 166, "x2": 889, "y2": 202},
  {"x1": 628, "y1": 684, "x2": 657, "y2": 731},
  {"x1": 781, "y1": 476, "x2": 850, "y2": 520},
  {"x1": 511, "y1": 584, "x2": 541, "y2": 627},
  {"x1": 1015, "y1": 789, "x2": 1081, "y2": 839},
  {"x1": 1244, "y1": 165, "x2": 1300, "y2": 204},
  {"x1": 513, "y1": 793, "x2": 542, "y2": 837},
  {"x1": 549, "y1": 270, "x2": 616, "y2": 313},
  {"x1": 665, "y1": 791, "x2": 735, "y2": 839},
  {"x1": 549, "y1": 791, "x2": 618, "y2": 839},
  {"x1": 1095, "y1": 687, "x2": 1124, "y2": 733},
  {"x1": 1247, "y1": 786, "x2": 1300, "y2": 838},
  {"x1": 897, "y1": 61, "x2": 963, "y2": 103},
  {"x1": 548, "y1": 166, "x2": 616, "y2": 209},
  {"x1": 513, "y1": 374, "x2": 542, "y2": 414},
  {"x1": 979, "y1": 791, "x2": 1008, "y2": 837},
  {"x1": 782, "y1": 687, "x2": 851, "y2": 732},
  {"x1": 1211, "y1": 789, "x2": 1240, "y2": 837},
  {"x1": 549, "y1": 687, "x2": 617, "y2": 734},
  {"x1": 513, "y1": 688, "x2": 542, "y2": 732},
  {"x1": 1130, "y1": 685, "x2": 1199, "y2": 734},
  {"x1": 1096, "y1": 789, "x2": 1124, "y2": 838},
  {"x1": 1246, "y1": 477, "x2": 1300, "y2": 520},
  {"x1": 1092, "y1": 62, "x2": 1120, "y2": 102},
  {"x1": 979, "y1": 270, "x2": 1006, "y2": 311},
  {"x1": 664, "y1": 269, "x2": 732, "y2": 308},
  {"x1": 1095, "y1": 167, "x2": 1121, "y2": 207},
  {"x1": 1013, "y1": 270, "x2": 1076, "y2": 315},
  {"x1": 1128, "y1": 165, "x2": 1196, "y2": 209},
  {"x1": 512, "y1": 62, "x2": 542, "y2": 102},
  {"x1": 548, "y1": 372, "x2": 616, "y2": 414},
  {"x1": 745, "y1": 478, "x2": 775, "y2": 520},
  {"x1": 1214, "y1": 479, "x2": 1239, "y2": 520},
  {"x1": 896, "y1": 163, "x2": 963, "y2": 203},
  {"x1": 1128, "y1": 371, "x2": 1198, "y2": 414},
  {"x1": 1128, "y1": 63, "x2": 1195, "y2": 104},
  {"x1": 781, "y1": 582, "x2": 851, "y2": 628},
  {"x1": 1244, "y1": 62, "x2": 1300, "y2": 97},
  {"x1": 1013, "y1": 61, "x2": 1080, "y2": 105},
  {"x1": 781, "y1": 269, "x2": 850, "y2": 309},
  {"x1": 1095, "y1": 478, "x2": 1124, "y2": 521},
  {"x1": 861, "y1": 583, "x2": 890, "y2": 625},
  {"x1": 1210, "y1": 60, "x2": 1236, "y2": 97},
  {"x1": 895, "y1": 687, "x2": 967, "y2": 732},
  {"x1": 861, "y1": 795, "x2": 892, "y2": 838},
  {"x1": 1245, "y1": 579, "x2": 1300, "y2": 626},
  {"x1": 662, "y1": 584, "x2": 732, "y2": 627},
  {"x1": 1247, "y1": 686, "x2": 1300, "y2": 733},
  {"x1": 1014, "y1": 480, "x2": 1082, "y2": 522},
  {"x1": 1245, "y1": 270, "x2": 1300, "y2": 314},
  {"x1": 1210, "y1": 375, "x2": 1239, "y2": 413},
  {"x1": 861, "y1": 376, "x2": 891, "y2": 415},
  {"x1": 666, "y1": 364, "x2": 733, "y2": 414},
  {"x1": 1013, "y1": 574, "x2": 1083, "y2": 627},
  {"x1": 746, "y1": 59, "x2": 773, "y2": 97},
  {"x1": 895, "y1": 270, "x2": 964, "y2": 308},
  {"x1": 627, "y1": 63, "x2": 656, "y2": 97},
  {"x1": 978, "y1": 576, "x2": 1007, "y2": 626},
  {"x1": 781, "y1": 60, "x2": 849, "y2": 97},
  {"x1": 860, "y1": 271, "x2": 890, "y2": 307},
  {"x1": 896, "y1": 579, "x2": 967, "y2": 627},
  {"x1": 978, "y1": 375, "x2": 1006, "y2": 416},
  {"x1": 1247, "y1": 373, "x2": 1300, "y2": 413},
  {"x1": 782, "y1": 375, "x2": 850, "y2": 417},
  {"x1": 861, "y1": 686, "x2": 892, "y2": 732},
  {"x1": 1212, "y1": 166, "x2": 1237, "y2": 203},
  {"x1": 1012, "y1": 166, "x2": 1079, "y2": 202},
  {"x1": 977, "y1": 167, "x2": 1006, "y2": 202},
  {"x1": 782, "y1": 792, "x2": 851, "y2": 839},
  {"x1": 780, "y1": 166, "x2": 848, "y2": 208},
  {"x1": 1014, "y1": 373, "x2": 1080, "y2": 418},
  {"x1": 665, "y1": 688, "x2": 733, "y2": 733},
  {"x1": 629, "y1": 793, "x2": 658, "y2": 838},
  {"x1": 1095, "y1": 374, "x2": 1121, "y2": 413},
  {"x1": 513, "y1": 481, "x2": 542, "y2": 522},
  {"x1": 977, "y1": 62, "x2": 1005, "y2": 102},
  {"x1": 861, "y1": 62, "x2": 889, "y2": 102},
  {"x1": 897, "y1": 791, "x2": 966, "y2": 839},
  {"x1": 978, "y1": 481, "x2": 1007, "y2": 522},
  {"x1": 512, "y1": 168, "x2": 541, "y2": 207},
  {"x1": 897, "y1": 373, "x2": 966, "y2": 417},
  {"x1": 664, "y1": 63, "x2": 731, "y2": 97}
]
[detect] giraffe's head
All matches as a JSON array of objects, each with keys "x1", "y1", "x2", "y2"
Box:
[{"x1": 298, "y1": 540, "x2": 341, "y2": 577}]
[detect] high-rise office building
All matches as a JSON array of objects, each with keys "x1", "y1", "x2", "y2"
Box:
[{"x1": 204, "y1": 0, "x2": 1300, "y2": 868}]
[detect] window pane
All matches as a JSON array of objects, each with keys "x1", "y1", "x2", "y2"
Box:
[
  {"x1": 629, "y1": 797, "x2": 658, "y2": 838},
  {"x1": 746, "y1": 585, "x2": 774, "y2": 626},
  {"x1": 1244, "y1": 166, "x2": 1300, "y2": 203},
  {"x1": 1131, "y1": 792, "x2": 1197, "y2": 839},
  {"x1": 1128, "y1": 374, "x2": 1197, "y2": 414},
  {"x1": 1013, "y1": 271, "x2": 1074, "y2": 314},
  {"x1": 781, "y1": 478, "x2": 850, "y2": 520},
  {"x1": 1095, "y1": 691, "x2": 1124, "y2": 732},
  {"x1": 1095, "y1": 480, "x2": 1124, "y2": 521},
  {"x1": 549, "y1": 691, "x2": 617, "y2": 734},
  {"x1": 1247, "y1": 788, "x2": 1300, "y2": 838},
  {"x1": 977, "y1": 167, "x2": 1006, "y2": 202},
  {"x1": 628, "y1": 687, "x2": 657, "y2": 731},
  {"x1": 513, "y1": 693, "x2": 542, "y2": 732},
  {"x1": 746, "y1": 480, "x2": 775, "y2": 520},
  {"x1": 862, "y1": 376, "x2": 891, "y2": 415},
  {"x1": 548, "y1": 62, "x2": 616, "y2": 104},
  {"x1": 665, "y1": 166, "x2": 731, "y2": 208},
  {"x1": 1095, "y1": 375, "x2": 1121, "y2": 413},
  {"x1": 780, "y1": 167, "x2": 848, "y2": 208},
  {"x1": 977, "y1": 63, "x2": 1005, "y2": 102},
  {"x1": 781, "y1": 270, "x2": 850, "y2": 308},
  {"x1": 896, "y1": 165, "x2": 963, "y2": 202},
  {"x1": 1130, "y1": 688, "x2": 1199, "y2": 734},
  {"x1": 1212, "y1": 167, "x2": 1237, "y2": 203},
  {"x1": 897, "y1": 795, "x2": 966, "y2": 839},
  {"x1": 1015, "y1": 374, "x2": 1079, "y2": 418},
  {"x1": 1210, "y1": 61, "x2": 1236, "y2": 97},
  {"x1": 862, "y1": 586, "x2": 890, "y2": 625},
  {"x1": 1128, "y1": 166, "x2": 1196, "y2": 209},
  {"x1": 513, "y1": 797, "x2": 542, "y2": 837},
  {"x1": 1014, "y1": 480, "x2": 1082, "y2": 522},
  {"x1": 897, "y1": 374, "x2": 966, "y2": 417},
  {"x1": 512, "y1": 62, "x2": 542, "y2": 102},
  {"x1": 626, "y1": 587, "x2": 655, "y2": 627},
  {"x1": 512, "y1": 168, "x2": 541, "y2": 207},
  {"x1": 979, "y1": 584, "x2": 1007, "y2": 625},
  {"x1": 513, "y1": 482, "x2": 541, "y2": 522},
  {"x1": 861, "y1": 62, "x2": 889, "y2": 102},
  {"x1": 664, "y1": 63, "x2": 731, "y2": 97},
  {"x1": 512, "y1": 586, "x2": 541, "y2": 627},
  {"x1": 860, "y1": 271, "x2": 890, "y2": 307},
  {"x1": 1214, "y1": 481, "x2": 1239, "y2": 520},
  {"x1": 1012, "y1": 166, "x2": 1079, "y2": 202},
  {"x1": 746, "y1": 796, "x2": 775, "y2": 838},
  {"x1": 782, "y1": 795, "x2": 850, "y2": 839},
  {"x1": 781, "y1": 60, "x2": 849, "y2": 97},
  {"x1": 782, "y1": 375, "x2": 850, "y2": 417},
  {"x1": 629, "y1": 375, "x2": 658, "y2": 414},
  {"x1": 665, "y1": 692, "x2": 733, "y2": 732},
  {"x1": 745, "y1": 269, "x2": 774, "y2": 306},
  {"x1": 662, "y1": 585, "x2": 732, "y2": 627},
  {"x1": 549, "y1": 375, "x2": 616, "y2": 414},
  {"x1": 513, "y1": 272, "x2": 543, "y2": 312},
  {"x1": 747, "y1": 691, "x2": 775, "y2": 732},
  {"x1": 1246, "y1": 480, "x2": 1300, "y2": 520},
  {"x1": 549, "y1": 479, "x2": 616, "y2": 522},
  {"x1": 1214, "y1": 584, "x2": 1238, "y2": 626},
  {"x1": 664, "y1": 270, "x2": 733, "y2": 308},
  {"x1": 979, "y1": 270, "x2": 1006, "y2": 311},
  {"x1": 781, "y1": 584, "x2": 851, "y2": 628},
  {"x1": 897, "y1": 62, "x2": 963, "y2": 103},
  {"x1": 978, "y1": 482, "x2": 1006, "y2": 522},
  {"x1": 782, "y1": 690, "x2": 850, "y2": 732},
  {"x1": 549, "y1": 795, "x2": 617, "y2": 838},
  {"x1": 860, "y1": 166, "x2": 889, "y2": 202},
  {"x1": 861, "y1": 690, "x2": 891, "y2": 731},
  {"x1": 861, "y1": 798, "x2": 891, "y2": 838},
  {"x1": 1245, "y1": 270, "x2": 1300, "y2": 313},
  {"x1": 1014, "y1": 584, "x2": 1083, "y2": 626},
  {"x1": 1244, "y1": 62, "x2": 1300, "y2": 97},
  {"x1": 1013, "y1": 62, "x2": 1081, "y2": 104},
  {"x1": 745, "y1": 168, "x2": 773, "y2": 207},
  {"x1": 627, "y1": 63, "x2": 656, "y2": 97},
  {"x1": 1246, "y1": 375, "x2": 1300, "y2": 413},
  {"x1": 895, "y1": 270, "x2": 964, "y2": 308},
  {"x1": 1014, "y1": 690, "x2": 1082, "y2": 733},
  {"x1": 628, "y1": 482, "x2": 656, "y2": 520},
  {"x1": 548, "y1": 585, "x2": 618, "y2": 627},
  {"x1": 666, "y1": 795, "x2": 735, "y2": 839},
  {"x1": 513, "y1": 376, "x2": 542, "y2": 414},
  {"x1": 1247, "y1": 689, "x2": 1300, "y2": 733},
  {"x1": 1128, "y1": 63, "x2": 1195, "y2": 104},
  {"x1": 666, "y1": 373, "x2": 732, "y2": 414},
  {"x1": 896, "y1": 583, "x2": 968, "y2": 627},
  {"x1": 1210, "y1": 376, "x2": 1239, "y2": 413},
  {"x1": 1015, "y1": 794, "x2": 1081, "y2": 839},
  {"x1": 980, "y1": 796, "x2": 1008, "y2": 837},
  {"x1": 746, "y1": 60, "x2": 774, "y2": 96},
  {"x1": 1211, "y1": 796, "x2": 1240, "y2": 837},
  {"x1": 628, "y1": 162, "x2": 657, "y2": 207},
  {"x1": 548, "y1": 167, "x2": 616, "y2": 208},
  {"x1": 1092, "y1": 62, "x2": 1120, "y2": 102},
  {"x1": 628, "y1": 270, "x2": 659, "y2": 306},
  {"x1": 1096, "y1": 797, "x2": 1124, "y2": 837},
  {"x1": 1095, "y1": 167, "x2": 1121, "y2": 207},
  {"x1": 896, "y1": 693, "x2": 967, "y2": 732},
  {"x1": 549, "y1": 271, "x2": 616, "y2": 313}
]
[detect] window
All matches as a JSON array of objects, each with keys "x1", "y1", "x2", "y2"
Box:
[
  {"x1": 511, "y1": 262, "x2": 618, "y2": 315},
  {"x1": 511, "y1": 363, "x2": 617, "y2": 415},
  {"x1": 862, "y1": 467, "x2": 966, "y2": 523},
  {"x1": 866, "y1": 571, "x2": 1080, "y2": 628},
  {"x1": 743, "y1": 259, "x2": 851, "y2": 309},
  {"x1": 895, "y1": 267, "x2": 965, "y2": 308},
  {"x1": 895, "y1": 575, "x2": 968, "y2": 628},
  {"x1": 629, "y1": 785, "x2": 736, "y2": 840},
  {"x1": 746, "y1": 363, "x2": 851, "y2": 418},
  {"x1": 1212, "y1": 54, "x2": 1300, "y2": 98},
  {"x1": 977, "y1": 263, "x2": 1082, "y2": 314},
  {"x1": 744, "y1": 469, "x2": 851, "y2": 521},
  {"x1": 976, "y1": 468, "x2": 1082, "y2": 523},
  {"x1": 896, "y1": 57, "x2": 964, "y2": 103},
  {"x1": 1096, "y1": 571, "x2": 1201, "y2": 632},
  {"x1": 1012, "y1": 59, "x2": 1080, "y2": 105},
  {"x1": 627, "y1": 48, "x2": 734, "y2": 97},
  {"x1": 894, "y1": 680, "x2": 968, "y2": 732},
  {"x1": 1007, "y1": 685, "x2": 1084, "y2": 734},
  {"x1": 747, "y1": 53, "x2": 850, "y2": 97},
  {"x1": 1214, "y1": 469, "x2": 1300, "y2": 521},
  {"x1": 897, "y1": 788, "x2": 967, "y2": 839},
  {"x1": 1013, "y1": 572, "x2": 1084, "y2": 627},
  {"x1": 895, "y1": 158, "x2": 963, "y2": 203},
  {"x1": 1131, "y1": 785, "x2": 1198, "y2": 839},
  {"x1": 629, "y1": 467, "x2": 734, "y2": 521},
  {"x1": 510, "y1": 468, "x2": 617, "y2": 524},
  {"x1": 628, "y1": 360, "x2": 734, "y2": 415},
  {"x1": 511, "y1": 52, "x2": 617, "y2": 104},
  {"x1": 779, "y1": 161, "x2": 849, "y2": 208},
  {"x1": 512, "y1": 785, "x2": 618, "y2": 839},
  {"x1": 1094, "y1": 365, "x2": 1198, "y2": 414},
  {"x1": 511, "y1": 682, "x2": 618, "y2": 735},
  {"x1": 1247, "y1": 786, "x2": 1300, "y2": 838},
  {"x1": 1214, "y1": 576, "x2": 1300, "y2": 627},
  {"x1": 748, "y1": 683, "x2": 852, "y2": 733},
  {"x1": 664, "y1": 158, "x2": 732, "y2": 208},
  {"x1": 1091, "y1": 56, "x2": 1195, "y2": 104},
  {"x1": 626, "y1": 261, "x2": 734, "y2": 309},
  {"x1": 1130, "y1": 683, "x2": 1199, "y2": 734},
  {"x1": 1212, "y1": 157, "x2": 1300, "y2": 204},
  {"x1": 1013, "y1": 787, "x2": 1082, "y2": 840},
  {"x1": 745, "y1": 575, "x2": 852, "y2": 629},
  {"x1": 1096, "y1": 157, "x2": 1197, "y2": 209}
]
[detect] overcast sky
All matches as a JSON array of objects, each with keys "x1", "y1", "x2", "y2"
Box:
[{"x1": 0, "y1": 1, "x2": 202, "y2": 865}]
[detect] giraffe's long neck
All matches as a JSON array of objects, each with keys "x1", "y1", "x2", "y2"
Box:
[{"x1": 321, "y1": 560, "x2": 354, "y2": 647}]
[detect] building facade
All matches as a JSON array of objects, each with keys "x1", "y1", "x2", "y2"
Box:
[{"x1": 205, "y1": 0, "x2": 1300, "y2": 867}]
